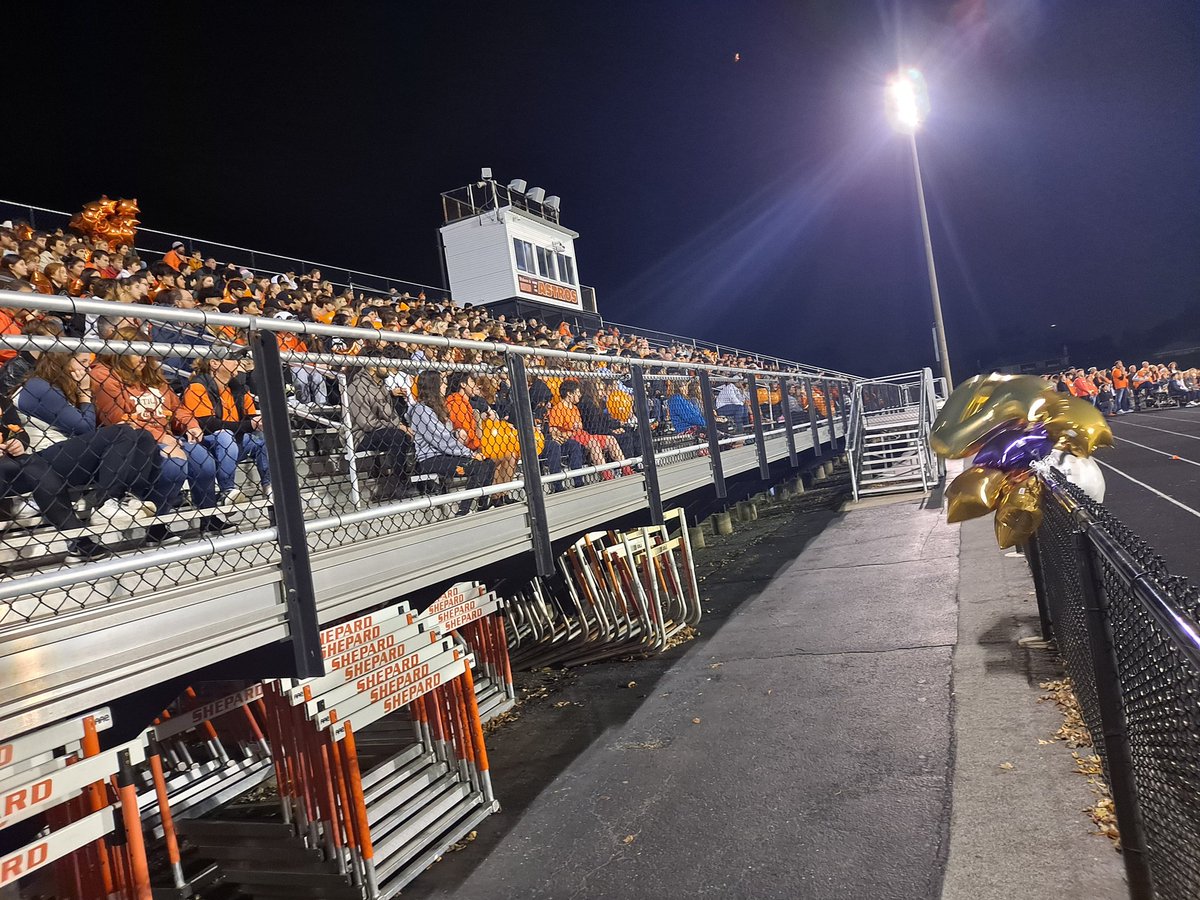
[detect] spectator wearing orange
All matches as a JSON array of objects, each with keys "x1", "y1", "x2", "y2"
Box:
[
  {"x1": 550, "y1": 379, "x2": 624, "y2": 480},
  {"x1": 1111, "y1": 361, "x2": 1130, "y2": 415},
  {"x1": 162, "y1": 241, "x2": 186, "y2": 271},
  {"x1": 184, "y1": 357, "x2": 269, "y2": 504},
  {"x1": 446, "y1": 371, "x2": 517, "y2": 499}
]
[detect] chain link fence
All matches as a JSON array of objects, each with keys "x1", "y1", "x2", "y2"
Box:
[
  {"x1": 1029, "y1": 469, "x2": 1200, "y2": 900},
  {"x1": 0, "y1": 293, "x2": 850, "y2": 644}
]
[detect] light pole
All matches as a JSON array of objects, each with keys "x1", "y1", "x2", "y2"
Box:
[{"x1": 887, "y1": 68, "x2": 953, "y2": 391}]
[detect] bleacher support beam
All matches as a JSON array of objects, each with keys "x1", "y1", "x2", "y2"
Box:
[
  {"x1": 779, "y1": 376, "x2": 799, "y2": 468},
  {"x1": 630, "y1": 366, "x2": 665, "y2": 526},
  {"x1": 698, "y1": 371, "x2": 727, "y2": 500},
  {"x1": 806, "y1": 377, "x2": 822, "y2": 460},
  {"x1": 249, "y1": 331, "x2": 324, "y2": 677},
  {"x1": 505, "y1": 354, "x2": 555, "y2": 578},
  {"x1": 747, "y1": 373, "x2": 770, "y2": 481}
]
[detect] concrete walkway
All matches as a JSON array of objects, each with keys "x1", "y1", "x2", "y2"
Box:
[
  {"x1": 941, "y1": 513, "x2": 1127, "y2": 899},
  {"x1": 411, "y1": 485, "x2": 1128, "y2": 899}
]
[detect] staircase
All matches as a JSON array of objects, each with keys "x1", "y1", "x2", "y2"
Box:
[{"x1": 848, "y1": 369, "x2": 945, "y2": 500}]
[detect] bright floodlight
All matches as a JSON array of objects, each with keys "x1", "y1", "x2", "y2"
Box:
[{"x1": 887, "y1": 68, "x2": 929, "y2": 133}]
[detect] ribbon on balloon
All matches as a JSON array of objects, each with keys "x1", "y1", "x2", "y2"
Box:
[{"x1": 930, "y1": 374, "x2": 1112, "y2": 548}]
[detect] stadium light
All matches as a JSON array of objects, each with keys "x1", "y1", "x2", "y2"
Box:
[
  {"x1": 888, "y1": 67, "x2": 952, "y2": 390},
  {"x1": 526, "y1": 187, "x2": 546, "y2": 204},
  {"x1": 507, "y1": 179, "x2": 527, "y2": 193}
]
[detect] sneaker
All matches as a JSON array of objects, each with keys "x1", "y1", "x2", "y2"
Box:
[
  {"x1": 200, "y1": 515, "x2": 231, "y2": 535},
  {"x1": 92, "y1": 498, "x2": 136, "y2": 529},
  {"x1": 65, "y1": 537, "x2": 110, "y2": 563},
  {"x1": 121, "y1": 496, "x2": 158, "y2": 520},
  {"x1": 220, "y1": 489, "x2": 248, "y2": 507},
  {"x1": 11, "y1": 499, "x2": 41, "y2": 522},
  {"x1": 601, "y1": 470, "x2": 615, "y2": 481},
  {"x1": 621, "y1": 465, "x2": 634, "y2": 477},
  {"x1": 144, "y1": 523, "x2": 180, "y2": 547}
]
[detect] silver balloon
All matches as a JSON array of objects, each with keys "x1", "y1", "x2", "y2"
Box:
[{"x1": 1043, "y1": 450, "x2": 1106, "y2": 503}]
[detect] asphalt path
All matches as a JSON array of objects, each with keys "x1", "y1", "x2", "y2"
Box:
[{"x1": 1093, "y1": 405, "x2": 1200, "y2": 583}]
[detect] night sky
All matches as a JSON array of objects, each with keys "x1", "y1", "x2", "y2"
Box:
[{"x1": 5, "y1": 1, "x2": 1198, "y2": 376}]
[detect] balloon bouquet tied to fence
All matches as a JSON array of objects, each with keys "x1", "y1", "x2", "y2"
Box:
[{"x1": 928, "y1": 374, "x2": 1113, "y2": 547}]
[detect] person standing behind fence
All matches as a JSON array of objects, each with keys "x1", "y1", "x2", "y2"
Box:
[
  {"x1": 183, "y1": 357, "x2": 270, "y2": 505},
  {"x1": 408, "y1": 370, "x2": 494, "y2": 515}
]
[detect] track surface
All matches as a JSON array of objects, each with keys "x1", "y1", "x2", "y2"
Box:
[{"x1": 1094, "y1": 405, "x2": 1200, "y2": 583}]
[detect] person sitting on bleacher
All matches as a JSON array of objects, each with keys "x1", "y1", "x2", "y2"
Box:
[
  {"x1": 0, "y1": 394, "x2": 108, "y2": 561},
  {"x1": 183, "y1": 356, "x2": 270, "y2": 504},
  {"x1": 409, "y1": 370, "x2": 495, "y2": 515},
  {"x1": 578, "y1": 379, "x2": 637, "y2": 465},
  {"x1": 445, "y1": 371, "x2": 518, "y2": 502},
  {"x1": 550, "y1": 379, "x2": 625, "y2": 481},
  {"x1": 345, "y1": 364, "x2": 415, "y2": 501},
  {"x1": 91, "y1": 328, "x2": 227, "y2": 541},
  {"x1": 15, "y1": 336, "x2": 161, "y2": 532}
]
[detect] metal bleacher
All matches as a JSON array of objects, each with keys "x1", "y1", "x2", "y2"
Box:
[{"x1": 0, "y1": 293, "x2": 850, "y2": 742}]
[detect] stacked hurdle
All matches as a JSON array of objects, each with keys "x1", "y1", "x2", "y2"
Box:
[
  {"x1": 237, "y1": 599, "x2": 498, "y2": 898},
  {"x1": 504, "y1": 507, "x2": 702, "y2": 668},
  {"x1": 0, "y1": 710, "x2": 156, "y2": 899},
  {"x1": 143, "y1": 683, "x2": 274, "y2": 826},
  {"x1": 419, "y1": 582, "x2": 516, "y2": 723}
]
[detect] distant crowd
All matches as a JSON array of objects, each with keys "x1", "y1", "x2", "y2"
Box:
[{"x1": 1048, "y1": 362, "x2": 1200, "y2": 414}]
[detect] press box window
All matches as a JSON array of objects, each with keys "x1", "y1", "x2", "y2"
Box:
[
  {"x1": 513, "y1": 239, "x2": 534, "y2": 274},
  {"x1": 557, "y1": 253, "x2": 575, "y2": 285},
  {"x1": 536, "y1": 245, "x2": 557, "y2": 280}
]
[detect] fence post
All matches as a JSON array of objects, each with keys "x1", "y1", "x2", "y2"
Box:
[
  {"x1": 1024, "y1": 533, "x2": 1054, "y2": 641},
  {"x1": 250, "y1": 330, "x2": 324, "y2": 677},
  {"x1": 778, "y1": 376, "x2": 798, "y2": 468},
  {"x1": 746, "y1": 374, "x2": 770, "y2": 481},
  {"x1": 630, "y1": 367, "x2": 664, "y2": 526},
  {"x1": 506, "y1": 354, "x2": 555, "y2": 578},
  {"x1": 697, "y1": 370, "x2": 727, "y2": 500},
  {"x1": 1072, "y1": 526, "x2": 1156, "y2": 900}
]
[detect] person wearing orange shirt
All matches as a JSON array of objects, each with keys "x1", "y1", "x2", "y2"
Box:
[
  {"x1": 1110, "y1": 361, "x2": 1130, "y2": 415},
  {"x1": 162, "y1": 241, "x2": 186, "y2": 272},
  {"x1": 183, "y1": 356, "x2": 268, "y2": 504},
  {"x1": 446, "y1": 371, "x2": 518, "y2": 499}
]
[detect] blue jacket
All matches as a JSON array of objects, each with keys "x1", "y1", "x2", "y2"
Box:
[{"x1": 667, "y1": 395, "x2": 706, "y2": 432}]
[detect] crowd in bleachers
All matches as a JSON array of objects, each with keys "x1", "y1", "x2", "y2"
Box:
[
  {"x1": 1047, "y1": 362, "x2": 1200, "y2": 414},
  {"x1": 0, "y1": 217, "x2": 836, "y2": 570}
]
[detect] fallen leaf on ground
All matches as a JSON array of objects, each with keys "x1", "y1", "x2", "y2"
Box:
[
  {"x1": 623, "y1": 834, "x2": 636, "y2": 844},
  {"x1": 692, "y1": 717, "x2": 702, "y2": 725},
  {"x1": 998, "y1": 762, "x2": 1015, "y2": 770}
]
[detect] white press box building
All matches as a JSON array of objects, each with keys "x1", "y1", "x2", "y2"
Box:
[{"x1": 438, "y1": 171, "x2": 598, "y2": 317}]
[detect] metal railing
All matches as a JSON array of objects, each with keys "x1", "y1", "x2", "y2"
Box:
[
  {"x1": 1028, "y1": 469, "x2": 1200, "y2": 900},
  {"x1": 0, "y1": 291, "x2": 852, "y2": 733},
  {"x1": 846, "y1": 369, "x2": 936, "y2": 500}
]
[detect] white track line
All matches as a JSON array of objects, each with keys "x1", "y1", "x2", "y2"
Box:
[
  {"x1": 1114, "y1": 419, "x2": 1200, "y2": 441},
  {"x1": 1140, "y1": 413, "x2": 1200, "y2": 427},
  {"x1": 1115, "y1": 436, "x2": 1200, "y2": 467},
  {"x1": 1095, "y1": 458, "x2": 1200, "y2": 520}
]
